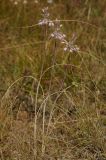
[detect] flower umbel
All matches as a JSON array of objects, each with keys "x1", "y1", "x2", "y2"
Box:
[
  {"x1": 50, "y1": 19, "x2": 66, "y2": 42},
  {"x1": 64, "y1": 42, "x2": 79, "y2": 52},
  {"x1": 63, "y1": 34, "x2": 79, "y2": 52},
  {"x1": 38, "y1": 8, "x2": 79, "y2": 53},
  {"x1": 38, "y1": 7, "x2": 54, "y2": 27},
  {"x1": 51, "y1": 31, "x2": 66, "y2": 41}
]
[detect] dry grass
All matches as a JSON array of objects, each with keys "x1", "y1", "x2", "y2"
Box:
[{"x1": 0, "y1": 0, "x2": 106, "y2": 160}]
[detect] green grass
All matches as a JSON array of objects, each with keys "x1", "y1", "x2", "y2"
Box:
[{"x1": 0, "y1": 0, "x2": 106, "y2": 159}]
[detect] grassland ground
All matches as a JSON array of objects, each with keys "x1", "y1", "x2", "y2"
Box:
[{"x1": 0, "y1": 0, "x2": 106, "y2": 159}]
